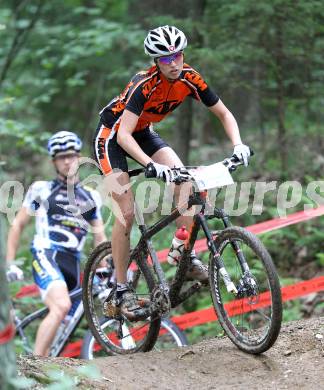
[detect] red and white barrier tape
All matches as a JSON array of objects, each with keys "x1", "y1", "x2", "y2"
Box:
[{"x1": 0, "y1": 322, "x2": 16, "y2": 345}]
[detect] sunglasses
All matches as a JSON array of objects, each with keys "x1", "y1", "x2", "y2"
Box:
[
  {"x1": 158, "y1": 51, "x2": 183, "y2": 65},
  {"x1": 54, "y1": 152, "x2": 79, "y2": 161}
]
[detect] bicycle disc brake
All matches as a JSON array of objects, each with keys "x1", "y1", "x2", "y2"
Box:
[
  {"x1": 237, "y1": 271, "x2": 259, "y2": 303},
  {"x1": 151, "y1": 286, "x2": 171, "y2": 316}
]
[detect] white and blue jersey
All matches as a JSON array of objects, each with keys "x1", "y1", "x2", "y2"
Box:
[
  {"x1": 23, "y1": 179, "x2": 102, "y2": 299},
  {"x1": 23, "y1": 179, "x2": 102, "y2": 253}
]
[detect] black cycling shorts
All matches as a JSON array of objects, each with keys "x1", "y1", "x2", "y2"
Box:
[
  {"x1": 32, "y1": 248, "x2": 80, "y2": 299},
  {"x1": 93, "y1": 120, "x2": 169, "y2": 175}
]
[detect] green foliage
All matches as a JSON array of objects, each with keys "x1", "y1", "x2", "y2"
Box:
[
  {"x1": 282, "y1": 300, "x2": 303, "y2": 322},
  {"x1": 9, "y1": 376, "x2": 36, "y2": 390},
  {"x1": 315, "y1": 253, "x2": 324, "y2": 267},
  {"x1": 186, "y1": 322, "x2": 225, "y2": 344},
  {"x1": 75, "y1": 364, "x2": 101, "y2": 380},
  {"x1": 40, "y1": 363, "x2": 101, "y2": 389}
]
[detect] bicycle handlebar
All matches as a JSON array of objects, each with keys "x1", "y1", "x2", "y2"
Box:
[{"x1": 128, "y1": 150, "x2": 254, "y2": 183}]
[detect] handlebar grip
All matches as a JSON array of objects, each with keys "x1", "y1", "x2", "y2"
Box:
[
  {"x1": 231, "y1": 155, "x2": 241, "y2": 163},
  {"x1": 145, "y1": 162, "x2": 157, "y2": 178},
  {"x1": 6, "y1": 272, "x2": 19, "y2": 283},
  {"x1": 231, "y1": 148, "x2": 254, "y2": 162},
  {"x1": 128, "y1": 168, "x2": 145, "y2": 177}
]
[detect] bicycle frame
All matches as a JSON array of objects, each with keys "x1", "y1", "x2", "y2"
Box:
[{"x1": 131, "y1": 184, "x2": 239, "y2": 312}]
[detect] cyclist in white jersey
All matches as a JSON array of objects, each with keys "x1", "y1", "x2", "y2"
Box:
[{"x1": 6, "y1": 131, "x2": 106, "y2": 356}]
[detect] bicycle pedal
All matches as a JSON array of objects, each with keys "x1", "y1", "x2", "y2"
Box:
[
  {"x1": 103, "y1": 301, "x2": 120, "y2": 317},
  {"x1": 120, "y1": 307, "x2": 150, "y2": 322}
]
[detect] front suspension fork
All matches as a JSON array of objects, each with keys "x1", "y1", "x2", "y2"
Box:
[
  {"x1": 198, "y1": 214, "x2": 238, "y2": 294},
  {"x1": 209, "y1": 208, "x2": 251, "y2": 283}
]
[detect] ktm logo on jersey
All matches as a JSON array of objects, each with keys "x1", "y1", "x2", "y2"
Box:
[
  {"x1": 185, "y1": 72, "x2": 207, "y2": 91},
  {"x1": 142, "y1": 74, "x2": 160, "y2": 99},
  {"x1": 112, "y1": 101, "x2": 125, "y2": 115},
  {"x1": 146, "y1": 100, "x2": 181, "y2": 115}
]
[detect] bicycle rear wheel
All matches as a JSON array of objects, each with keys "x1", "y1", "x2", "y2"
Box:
[
  {"x1": 154, "y1": 318, "x2": 188, "y2": 351},
  {"x1": 80, "y1": 317, "x2": 187, "y2": 359},
  {"x1": 82, "y1": 241, "x2": 161, "y2": 355},
  {"x1": 209, "y1": 227, "x2": 282, "y2": 354}
]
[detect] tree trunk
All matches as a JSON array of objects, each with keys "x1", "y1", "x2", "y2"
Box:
[
  {"x1": 0, "y1": 166, "x2": 17, "y2": 390},
  {"x1": 174, "y1": 98, "x2": 193, "y2": 164},
  {"x1": 0, "y1": 208, "x2": 17, "y2": 388},
  {"x1": 0, "y1": 1, "x2": 43, "y2": 90},
  {"x1": 274, "y1": 11, "x2": 288, "y2": 176},
  {"x1": 176, "y1": 0, "x2": 207, "y2": 163}
]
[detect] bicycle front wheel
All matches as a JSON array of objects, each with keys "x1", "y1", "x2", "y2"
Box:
[
  {"x1": 209, "y1": 227, "x2": 282, "y2": 354},
  {"x1": 80, "y1": 317, "x2": 188, "y2": 359},
  {"x1": 82, "y1": 241, "x2": 161, "y2": 355}
]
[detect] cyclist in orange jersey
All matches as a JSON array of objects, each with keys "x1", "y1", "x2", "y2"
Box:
[{"x1": 94, "y1": 25, "x2": 251, "y2": 320}]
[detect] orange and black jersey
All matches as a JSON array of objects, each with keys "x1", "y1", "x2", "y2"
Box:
[{"x1": 99, "y1": 63, "x2": 219, "y2": 132}]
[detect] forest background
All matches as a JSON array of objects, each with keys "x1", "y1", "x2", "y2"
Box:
[{"x1": 0, "y1": 0, "x2": 323, "y2": 346}]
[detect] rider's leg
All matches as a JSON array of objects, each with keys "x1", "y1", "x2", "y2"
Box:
[
  {"x1": 34, "y1": 281, "x2": 71, "y2": 356},
  {"x1": 108, "y1": 172, "x2": 134, "y2": 284},
  {"x1": 104, "y1": 172, "x2": 148, "y2": 319},
  {"x1": 151, "y1": 146, "x2": 194, "y2": 229}
]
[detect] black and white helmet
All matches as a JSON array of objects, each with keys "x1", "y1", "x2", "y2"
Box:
[
  {"x1": 47, "y1": 131, "x2": 82, "y2": 157},
  {"x1": 144, "y1": 25, "x2": 187, "y2": 58}
]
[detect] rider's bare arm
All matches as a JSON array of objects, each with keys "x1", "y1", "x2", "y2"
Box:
[
  {"x1": 117, "y1": 109, "x2": 153, "y2": 167},
  {"x1": 6, "y1": 206, "x2": 31, "y2": 264},
  {"x1": 208, "y1": 99, "x2": 243, "y2": 146}
]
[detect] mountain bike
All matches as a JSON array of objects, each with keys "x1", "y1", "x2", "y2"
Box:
[
  {"x1": 83, "y1": 155, "x2": 283, "y2": 355},
  {"x1": 10, "y1": 270, "x2": 188, "y2": 358}
]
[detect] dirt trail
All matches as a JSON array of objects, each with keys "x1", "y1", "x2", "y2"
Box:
[{"x1": 18, "y1": 317, "x2": 323, "y2": 389}]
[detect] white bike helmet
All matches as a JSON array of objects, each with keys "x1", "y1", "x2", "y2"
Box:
[
  {"x1": 47, "y1": 131, "x2": 82, "y2": 157},
  {"x1": 144, "y1": 25, "x2": 187, "y2": 58}
]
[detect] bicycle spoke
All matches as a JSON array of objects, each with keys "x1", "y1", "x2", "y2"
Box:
[{"x1": 254, "y1": 308, "x2": 271, "y2": 322}]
